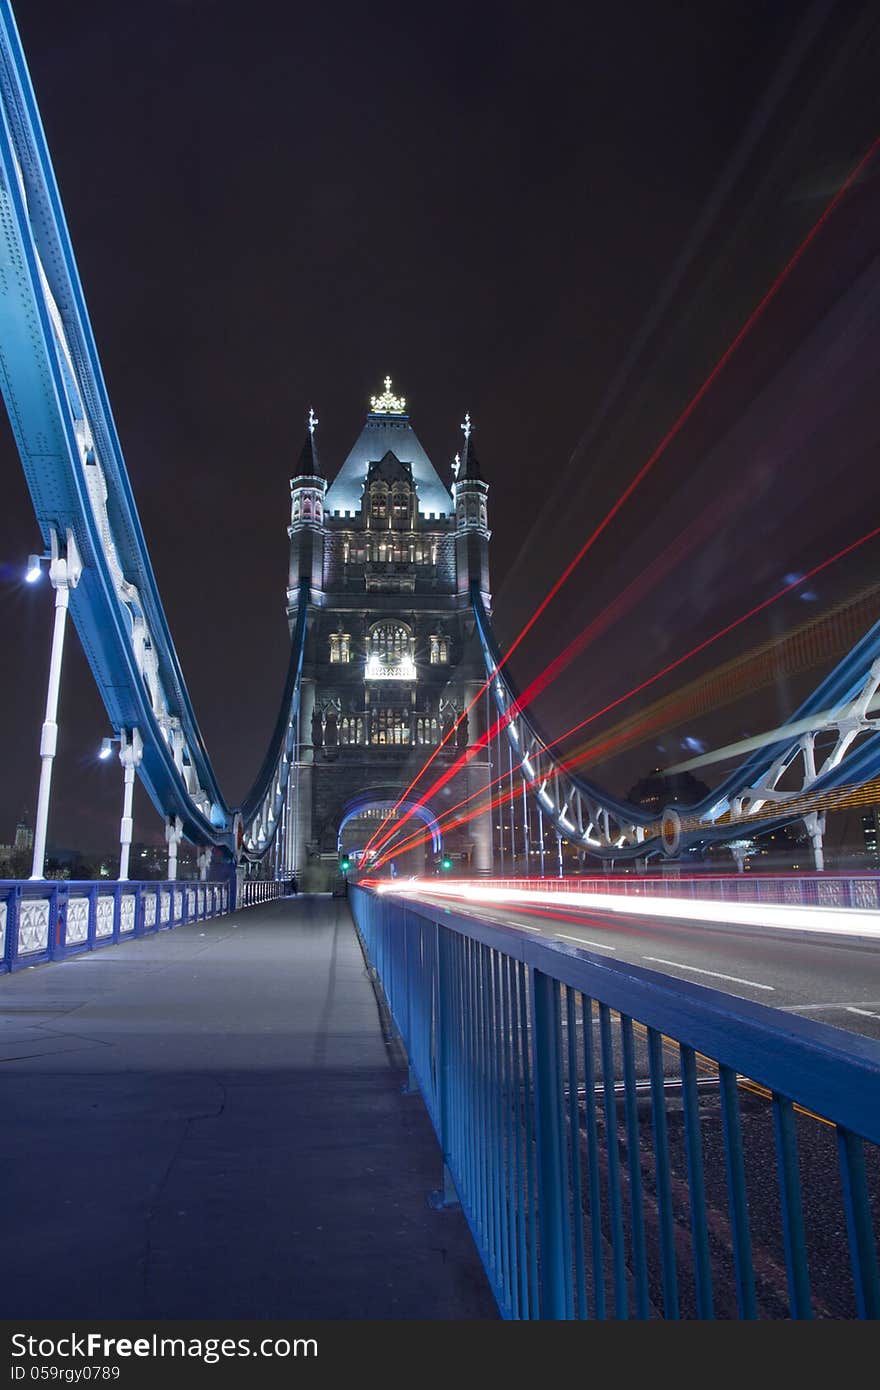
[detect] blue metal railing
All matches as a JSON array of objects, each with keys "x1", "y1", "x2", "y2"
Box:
[
  {"x1": 350, "y1": 883, "x2": 880, "y2": 1319},
  {"x1": 0, "y1": 872, "x2": 284, "y2": 972}
]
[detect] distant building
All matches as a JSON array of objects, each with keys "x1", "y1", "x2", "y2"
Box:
[
  {"x1": 862, "y1": 808, "x2": 880, "y2": 865},
  {"x1": 13, "y1": 816, "x2": 33, "y2": 852},
  {"x1": 0, "y1": 815, "x2": 34, "y2": 876},
  {"x1": 626, "y1": 768, "x2": 711, "y2": 814}
]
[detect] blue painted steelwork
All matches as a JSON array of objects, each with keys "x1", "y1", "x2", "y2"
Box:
[
  {"x1": 350, "y1": 883, "x2": 880, "y2": 1319},
  {"x1": 472, "y1": 587, "x2": 880, "y2": 861},
  {"x1": 0, "y1": 5, "x2": 304, "y2": 859},
  {"x1": 0, "y1": 872, "x2": 286, "y2": 973}
]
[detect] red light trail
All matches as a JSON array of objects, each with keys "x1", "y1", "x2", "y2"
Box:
[
  {"x1": 363, "y1": 134, "x2": 880, "y2": 863},
  {"x1": 369, "y1": 521, "x2": 880, "y2": 868}
]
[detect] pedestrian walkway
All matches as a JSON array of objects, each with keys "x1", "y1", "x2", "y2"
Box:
[{"x1": 0, "y1": 895, "x2": 497, "y2": 1319}]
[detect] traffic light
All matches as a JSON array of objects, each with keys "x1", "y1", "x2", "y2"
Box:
[
  {"x1": 441, "y1": 854, "x2": 453, "y2": 871},
  {"x1": 340, "y1": 854, "x2": 351, "y2": 872}
]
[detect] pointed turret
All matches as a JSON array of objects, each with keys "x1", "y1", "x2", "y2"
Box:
[
  {"x1": 459, "y1": 424, "x2": 482, "y2": 480},
  {"x1": 288, "y1": 407, "x2": 327, "y2": 603},
  {"x1": 453, "y1": 412, "x2": 491, "y2": 608},
  {"x1": 295, "y1": 408, "x2": 324, "y2": 479}
]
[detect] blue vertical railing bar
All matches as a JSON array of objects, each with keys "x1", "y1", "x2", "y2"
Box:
[
  {"x1": 647, "y1": 1027, "x2": 679, "y2": 1318},
  {"x1": 487, "y1": 947, "x2": 502, "y2": 1287},
  {"x1": 530, "y1": 969, "x2": 573, "y2": 1319},
  {"x1": 581, "y1": 994, "x2": 606, "y2": 1320},
  {"x1": 510, "y1": 958, "x2": 529, "y2": 1318},
  {"x1": 772, "y1": 1093, "x2": 812, "y2": 1318},
  {"x1": 621, "y1": 1013, "x2": 651, "y2": 1318},
  {"x1": 502, "y1": 952, "x2": 515, "y2": 1309},
  {"x1": 599, "y1": 1002, "x2": 629, "y2": 1318},
  {"x1": 519, "y1": 962, "x2": 540, "y2": 1316},
  {"x1": 680, "y1": 1043, "x2": 715, "y2": 1319},
  {"x1": 496, "y1": 950, "x2": 513, "y2": 1315},
  {"x1": 836, "y1": 1126, "x2": 880, "y2": 1319},
  {"x1": 435, "y1": 925, "x2": 457, "y2": 1207},
  {"x1": 565, "y1": 987, "x2": 588, "y2": 1318},
  {"x1": 719, "y1": 1064, "x2": 757, "y2": 1319}
]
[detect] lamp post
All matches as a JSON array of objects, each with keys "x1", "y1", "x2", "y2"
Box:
[
  {"x1": 99, "y1": 728, "x2": 143, "y2": 880},
  {"x1": 28, "y1": 528, "x2": 82, "y2": 880}
]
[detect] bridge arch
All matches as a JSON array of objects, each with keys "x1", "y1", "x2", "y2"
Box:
[{"x1": 336, "y1": 792, "x2": 442, "y2": 856}]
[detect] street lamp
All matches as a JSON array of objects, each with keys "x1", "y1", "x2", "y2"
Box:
[
  {"x1": 28, "y1": 528, "x2": 82, "y2": 880},
  {"x1": 98, "y1": 728, "x2": 143, "y2": 881}
]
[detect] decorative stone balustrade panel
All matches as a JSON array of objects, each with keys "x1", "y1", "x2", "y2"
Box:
[
  {"x1": 66, "y1": 897, "x2": 89, "y2": 945},
  {"x1": 95, "y1": 896, "x2": 114, "y2": 938},
  {"x1": 120, "y1": 894, "x2": 136, "y2": 934},
  {"x1": 19, "y1": 898, "x2": 50, "y2": 954}
]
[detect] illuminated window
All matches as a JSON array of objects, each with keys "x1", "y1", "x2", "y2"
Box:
[
  {"x1": 371, "y1": 486, "x2": 388, "y2": 521},
  {"x1": 429, "y1": 635, "x2": 449, "y2": 664},
  {"x1": 365, "y1": 623, "x2": 415, "y2": 680},
  {"x1": 416, "y1": 717, "x2": 439, "y2": 745},
  {"x1": 330, "y1": 632, "x2": 351, "y2": 663},
  {"x1": 370, "y1": 709, "x2": 410, "y2": 745},
  {"x1": 392, "y1": 489, "x2": 410, "y2": 523}
]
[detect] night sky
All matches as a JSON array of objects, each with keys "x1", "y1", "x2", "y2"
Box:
[{"x1": 0, "y1": 0, "x2": 878, "y2": 855}]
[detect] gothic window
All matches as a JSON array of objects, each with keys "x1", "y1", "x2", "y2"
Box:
[
  {"x1": 369, "y1": 623, "x2": 412, "y2": 662},
  {"x1": 392, "y1": 489, "x2": 410, "y2": 524},
  {"x1": 365, "y1": 622, "x2": 416, "y2": 680},
  {"x1": 303, "y1": 498, "x2": 312, "y2": 520},
  {"x1": 330, "y1": 632, "x2": 351, "y2": 663},
  {"x1": 429, "y1": 635, "x2": 449, "y2": 665},
  {"x1": 343, "y1": 539, "x2": 351, "y2": 564},
  {"x1": 370, "y1": 709, "x2": 410, "y2": 745},
  {"x1": 371, "y1": 486, "x2": 388, "y2": 521},
  {"x1": 431, "y1": 542, "x2": 438, "y2": 564}
]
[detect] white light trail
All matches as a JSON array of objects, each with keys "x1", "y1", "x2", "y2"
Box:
[{"x1": 373, "y1": 879, "x2": 880, "y2": 940}]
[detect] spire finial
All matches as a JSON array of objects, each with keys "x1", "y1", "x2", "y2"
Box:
[
  {"x1": 370, "y1": 376, "x2": 407, "y2": 414},
  {"x1": 308, "y1": 406, "x2": 319, "y2": 435},
  {"x1": 461, "y1": 412, "x2": 473, "y2": 441},
  {"x1": 451, "y1": 452, "x2": 461, "y2": 480}
]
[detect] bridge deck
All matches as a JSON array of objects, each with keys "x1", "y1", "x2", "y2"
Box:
[{"x1": 0, "y1": 895, "x2": 496, "y2": 1319}]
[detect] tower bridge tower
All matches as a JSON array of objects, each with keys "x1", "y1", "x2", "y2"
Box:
[{"x1": 284, "y1": 379, "x2": 493, "y2": 885}]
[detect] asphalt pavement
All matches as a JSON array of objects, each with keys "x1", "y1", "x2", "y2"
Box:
[
  {"x1": 410, "y1": 889, "x2": 880, "y2": 1040},
  {"x1": 0, "y1": 895, "x2": 497, "y2": 1320}
]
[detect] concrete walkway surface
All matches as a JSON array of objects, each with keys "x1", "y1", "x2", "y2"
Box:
[{"x1": 0, "y1": 895, "x2": 497, "y2": 1319}]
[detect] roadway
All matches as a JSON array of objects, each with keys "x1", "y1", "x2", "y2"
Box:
[{"x1": 397, "y1": 884, "x2": 880, "y2": 1041}]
